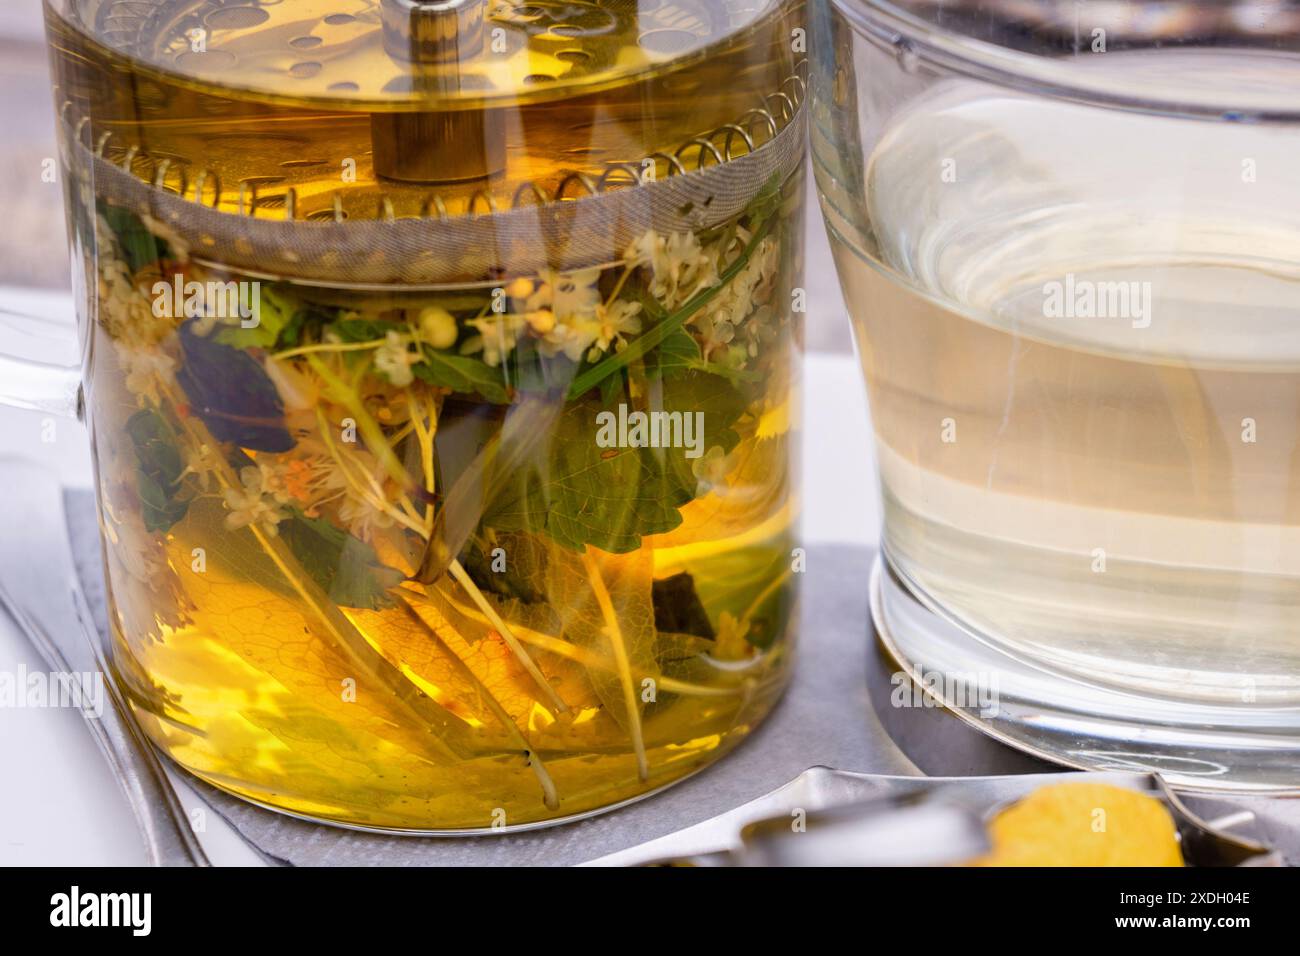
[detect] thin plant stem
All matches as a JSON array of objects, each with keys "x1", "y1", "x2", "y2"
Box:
[
  {"x1": 603, "y1": 263, "x2": 634, "y2": 307},
  {"x1": 314, "y1": 407, "x2": 426, "y2": 537},
  {"x1": 740, "y1": 567, "x2": 792, "y2": 628},
  {"x1": 579, "y1": 549, "x2": 649, "y2": 782},
  {"x1": 446, "y1": 559, "x2": 570, "y2": 715},
  {"x1": 394, "y1": 595, "x2": 559, "y2": 810},
  {"x1": 157, "y1": 384, "x2": 468, "y2": 763},
  {"x1": 411, "y1": 587, "x2": 744, "y2": 698},
  {"x1": 274, "y1": 340, "x2": 384, "y2": 361},
  {"x1": 305, "y1": 353, "x2": 408, "y2": 490}
]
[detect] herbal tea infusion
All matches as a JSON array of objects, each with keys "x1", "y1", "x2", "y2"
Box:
[{"x1": 49, "y1": 0, "x2": 805, "y2": 829}]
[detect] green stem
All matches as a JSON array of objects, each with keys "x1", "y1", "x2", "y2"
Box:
[
  {"x1": 157, "y1": 384, "x2": 470, "y2": 764},
  {"x1": 274, "y1": 341, "x2": 383, "y2": 361},
  {"x1": 566, "y1": 213, "x2": 776, "y2": 400},
  {"x1": 305, "y1": 353, "x2": 409, "y2": 491}
]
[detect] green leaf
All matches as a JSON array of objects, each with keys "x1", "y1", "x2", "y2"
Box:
[
  {"x1": 126, "y1": 408, "x2": 190, "y2": 532},
  {"x1": 96, "y1": 202, "x2": 171, "y2": 272},
  {"x1": 649, "y1": 327, "x2": 703, "y2": 380},
  {"x1": 275, "y1": 306, "x2": 324, "y2": 349},
  {"x1": 276, "y1": 509, "x2": 406, "y2": 610},
  {"x1": 213, "y1": 284, "x2": 295, "y2": 349},
  {"x1": 334, "y1": 317, "x2": 393, "y2": 342},
  {"x1": 598, "y1": 367, "x2": 625, "y2": 406},
  {"x1": 413, "y1": 346, "x2": 510, "y2": 403},
  {"x1": 483, "y1": 372, "x2": 747, "y2": 553}
]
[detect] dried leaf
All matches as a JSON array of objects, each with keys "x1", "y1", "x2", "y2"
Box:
[{"x1": 546, "y1": 546, "x2": 658, "y2": 779}]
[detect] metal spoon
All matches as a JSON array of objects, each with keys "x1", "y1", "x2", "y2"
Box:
[{"x1": 589, "y1": 766, "x2": 1287, "y2": 866}]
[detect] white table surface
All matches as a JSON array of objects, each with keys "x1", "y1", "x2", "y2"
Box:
[{"x1": 0, "y1": 286, "x2": 878, "y2": 865}]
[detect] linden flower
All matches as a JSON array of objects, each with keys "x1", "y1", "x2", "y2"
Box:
[
  {"x1": 540, "y1": 323, "x2": 600, "y2": 364},
  {"x1": 693, "y1": 237, "x2": 779, "y2": 359},
  {"x1": 591, "y1": 298, "x2": 642, "y2": 357},
  {"x1": 251, "y1": 451, "x2": 346, "y2": 518},
  {"x1": 696, "y1": 313, "x2": 736, "y2": 360},
  {"x1": 223, "y1": 466, "x2": 290, "y2": 534},
  {"x1": 626, "y1": 229, "x2": 716, "y2": 309},
  {"x1": 282, "y1": 437, "x2": 370, "y2": 516},
  {"x1": 179, "y1": 441, "x2": 223, "y2": 492},
  {"x1": 119, "y1": 345, "x2": 177, "y2": 407},
  {"x1": 338, "y1": 490, "x2": 396, "y2": 543},
  {"x1": 97, "y1": 251, "x2": 171, "y2": 347},
  {"x1": 463, "y1": 313, "x2": 527, "y2": 367},
  {"x1": 524, "y1": 307, "x2": 556, "y2": 335},
  {"x1": 374, "y1": 330, "x2": 420, "y2": 387},
  {"x1": 537, "y1": 315, "x2": 601, "y2": 362},
  {"x1": 525, "y1": 267, "x2": 602, "y2": 319}
]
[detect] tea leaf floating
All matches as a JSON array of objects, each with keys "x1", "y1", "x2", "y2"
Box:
[
  {"x1": 651, "y1": 572, "x2": 716, "y2": 640},
  {"x1": 277, "y1": 510, "x2": 406, "y2": 611},
  {"x1": 176, "y1": 321, "x2": 294, "y2": 452},
  {"x1": 484, "y1": 372, "x2": 748, "y2": 553},
  {"x1": 125, "y1": 408, "x2": 191, "y2": 532},
  {"x1": 412, "y1": 345, "x2": 510, "y2": 404}
]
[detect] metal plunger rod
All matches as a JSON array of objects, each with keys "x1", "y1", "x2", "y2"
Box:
[{"x1": 372, "y1": 0, "x2": 505, "y2": 184}]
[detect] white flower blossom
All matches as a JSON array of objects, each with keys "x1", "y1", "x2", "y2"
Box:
[
  {"x1": 374, "y1": 330, "x2": 419, "y2": 387},
  {"x1": 591, "y1": 298, "x2": 642, "y2": 356},
  {"x1": 119, "y1": 345, "x2": 176, "y2": 406},
  {"x1": 463, "y1": 313, "x2": 527, "y2": 367},
  {"x1": 223, "y1": 466, "x2": 290, "y2": 534},
  {"x1": 625, "y1": 229, "x2": 716, "y2": 309}
]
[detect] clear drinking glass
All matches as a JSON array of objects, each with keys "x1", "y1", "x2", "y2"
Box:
[
  {"x1": 1, "y1": 0, "x2": 807, "y2": 831},
  {"x1": 813, "y1": 0, "x2": 1300, "y2": 790}
]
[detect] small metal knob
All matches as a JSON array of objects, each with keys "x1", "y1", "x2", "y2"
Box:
[
  {"x1": 372, "y1": 0, "x2": 504, "y2": 185},
  {"x1": 380, "y1": 0, "x2": 486, "y2": 64}
]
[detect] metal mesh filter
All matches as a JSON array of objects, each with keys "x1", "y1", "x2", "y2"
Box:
[{"x1": 66, "y1": 93, "x2": 806, "y2": 287}]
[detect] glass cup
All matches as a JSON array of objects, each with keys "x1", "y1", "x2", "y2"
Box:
[
  {"x1": 813, "y1": 0, "x2": 1300, "y2": 790},
  {"x1": 0, "y1": 0, "x2": 806, "y2": 831}
]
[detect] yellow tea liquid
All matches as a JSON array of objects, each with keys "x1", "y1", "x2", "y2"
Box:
[{"x1": 48, "y1": 0, "x2": 804, "y2": 829}]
